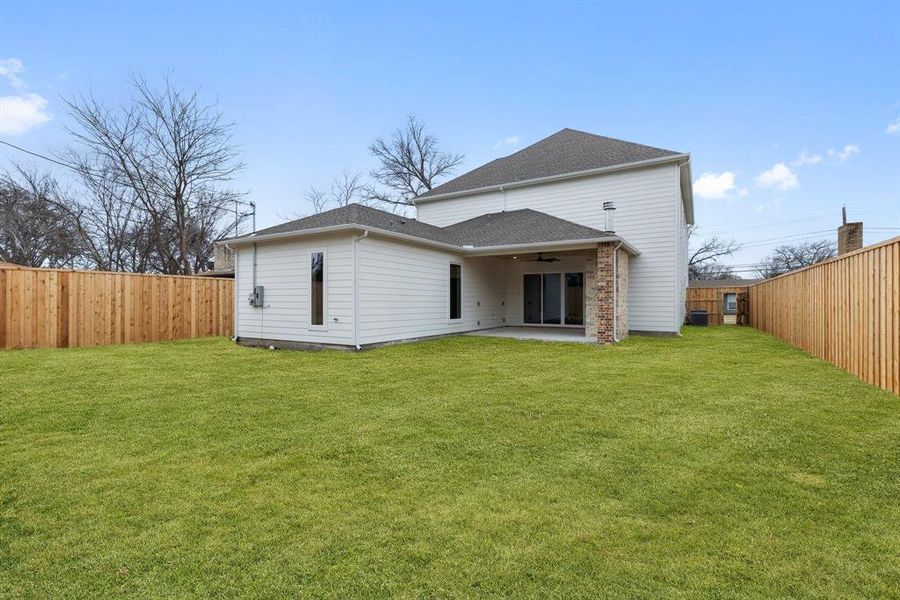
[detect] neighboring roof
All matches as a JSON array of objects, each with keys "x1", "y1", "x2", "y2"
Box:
[
  {"x1": 196, "y1": 269, "x2": 235, "y2": 279},
  {"x1": 444, "y1": 209, "x2": 609, "y2": 247},
  {"x1": 688, "y1": 278, "x2": 762, "y2": 288},
  {"x1": 418, "y1": 128, "x2": 685, "y2": 200},
  {"x1": 223, "y1": 204, "x2": 638, "y2": 254}
]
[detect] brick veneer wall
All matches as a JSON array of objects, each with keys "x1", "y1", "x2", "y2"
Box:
[
  {"x1": 596, "y1": 244, "x2": 615, "y2": 343},
  {"x1": 596, "y1": 243, "x2": 629, "y2": 344}
]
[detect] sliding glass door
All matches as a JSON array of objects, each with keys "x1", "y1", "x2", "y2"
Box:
[{"x1": 523, "y1": 273, "x2": 584, "y2": 326}]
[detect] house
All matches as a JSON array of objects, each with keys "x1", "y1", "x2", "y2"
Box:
[{"x1": 223, "y1": 128, "x2": 693, "y2": 349}]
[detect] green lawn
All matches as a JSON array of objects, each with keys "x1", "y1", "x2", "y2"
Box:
[{"x1": 1, "y1": 328, "x2": 898, "y2": 598}]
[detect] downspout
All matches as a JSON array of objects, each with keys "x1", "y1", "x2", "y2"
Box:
[
  {"x1": 612, "y1": 241, "x2": 623, "y2": 343},
  {"x1": 252, "y1": 242, "x2": 257, "y2": 291},
  {"x1": 226, "y1": 243, "x2": 239, "y2": 341},
  {"x1": 352, "y1": 230, "x2": 369, "y2": 350}
]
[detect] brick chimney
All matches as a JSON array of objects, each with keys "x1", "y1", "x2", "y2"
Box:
[{"x1": 837, "y1": 206, "x2": 863, "y2": 255}]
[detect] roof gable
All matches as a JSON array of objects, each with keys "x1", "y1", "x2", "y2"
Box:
[{"x1": 418, "y1": 128, "x2": 683, "y2": 200}]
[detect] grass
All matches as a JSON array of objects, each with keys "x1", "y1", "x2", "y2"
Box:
[{"x1": 1, "y1": 327, "x2": 898, "y2": 598}]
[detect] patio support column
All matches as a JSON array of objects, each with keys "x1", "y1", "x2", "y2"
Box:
[
  {"x1": 596, "y1": 242, "x2": 628, "y2": 344},
  {"x1": 596, "y1": 243, "x2": 615, "y2": 344}
]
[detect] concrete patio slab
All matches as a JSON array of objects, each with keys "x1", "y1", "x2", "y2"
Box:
[{"x1": 463, "y1": 326, "x2": 592, "y2": 343}]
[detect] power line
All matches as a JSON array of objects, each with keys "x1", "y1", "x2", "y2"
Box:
[
  {"x1": 0, "y1": 138, "x2": 255, "y2": 209},
  {"x1": 0, "y1": 139, "x2": 83, "y2": 172},
  {"x1": 694, "y1": 206, "x2": 900, "y2": 237}
]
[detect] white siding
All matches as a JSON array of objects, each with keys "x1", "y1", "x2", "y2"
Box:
[
  {"x1": 417, "y1": 165, "x2": 684, "y2": 332},
  {"x1": 356, "y1": 235, "x2": 505, "y2": 346},
  {"x1": 235, "y1": 233, "x2": 355, "y2": 345}
]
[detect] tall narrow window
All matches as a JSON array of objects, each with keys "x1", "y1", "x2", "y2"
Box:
[
  {"x1": 311, "y1": 251, "x2": 324, "y2": 325},
  {"x1": 449, "y1": 263, "x2": 462, "y2": 320}
]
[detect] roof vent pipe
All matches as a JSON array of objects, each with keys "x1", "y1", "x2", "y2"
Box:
[{"x1": 603, "y1": 201, "x2": 616, "y2": 232}]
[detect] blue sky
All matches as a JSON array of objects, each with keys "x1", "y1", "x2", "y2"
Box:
[{"x1": 2, "y1": 0, "x2": 898, "y2": 270}]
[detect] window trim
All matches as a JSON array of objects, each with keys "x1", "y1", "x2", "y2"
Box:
[
  {"x1": 448, "y1": 261, "x2": 463, "y2": 322},
  {"x1": 309, "y1": 248, "x2": 327, "y2": 330}
]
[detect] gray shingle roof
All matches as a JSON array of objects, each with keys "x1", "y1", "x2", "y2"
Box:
[
  {"x1": 252, "y1": 204, "x2": 459, "y2": 245},
  {"x1": 238, "y1": 204, "x2": 615, "y2": 249},
  {"x1": 444, "y1": 209, "x2": 608, "y2": 247},
  {"x1": 418, "y1": 128, "x2": 683, "y2": 199}
]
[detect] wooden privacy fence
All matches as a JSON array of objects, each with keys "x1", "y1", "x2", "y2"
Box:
[
  {"x1": 0, "y1": 263, "x2": 234, "y2": 349},
  {"x1": 749, "y1": 236, "x2": 900, "y2": 395},
  {"x1": 686, "y1": 285, "x2": 751, "y2": 325}
]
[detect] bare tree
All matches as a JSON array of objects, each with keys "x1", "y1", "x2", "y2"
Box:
[
  {"x1": 0, "y1": 166, "x2": 79, "y2": 268},
  {"x1": 688, "y1": 225, "x2": 741, "y2": 280},
  {"x1": 63, "y1": 76, "x2": 247, "y2": 274},
  {"x1": 47, "y1": 160, "x2": 159, "y2": 272},
  {"x1": 286, "y1": 170, "x2": 366, "y2": 219},
  {"x1": 305, "y1": 186, "x2": 329, "y2": 214},
  {"x1": 365, "y1": 115, "x2": 463, "y2": 207},
  {"x1": 756, "y1": 239, "x2": 836, "y2": 278},
  {"x1": 330, "y1": 170, "x2": 364, "y2": 207},
  {"x1": 689, "y1": 261, "x2": 736, "y2": 280}
]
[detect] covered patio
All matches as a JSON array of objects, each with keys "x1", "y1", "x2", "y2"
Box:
[{"x1": 465, "y1": 239, "x2": 634, "y2": 344}]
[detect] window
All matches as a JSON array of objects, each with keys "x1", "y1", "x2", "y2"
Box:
[
  {"x1": 724, "y1": 293, "x2": 737, "y2": 315},
  {"x1": 311, "y1": 251, "x2": 324, "y2": 326},
  {"x1": 449, "y1": 263, "x2": 462, "y2": 320}
]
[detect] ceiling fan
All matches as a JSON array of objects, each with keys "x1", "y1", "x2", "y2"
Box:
[{"x1": 524, "y1": 253, "x2": 560, "y2": 263}]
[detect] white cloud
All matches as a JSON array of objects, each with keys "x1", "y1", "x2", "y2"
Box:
[
  {"x1": 737, "y1": 187, "x2": 749, "y2": 198},
  {"x1": 0, "y1": 58, "x2": 25, "y2": 89},
  {"x1": 828, "y1": 144, "x2": 860, "y2": 162},
  {"x1": 888, "y1": 119, "x2": 900, "y2": 135},
  {"x1": 792, "y1": 150, "x2": 823, "y2": 166},
  {"x1": 692, "y1": 171, "x2": 737, "y2": 200},
  {"x1": 0, "y1": 93, "x2": 51, "y2": 134},
  {"x1": 756, "y1": 163, "x2": 798, "y2": 191},
  {"x1": 0, "y1": 58, "x2": 51, "y2": 135},
  {"x1": 493, "y1": 135, "x2": 520, "y2": 150}
]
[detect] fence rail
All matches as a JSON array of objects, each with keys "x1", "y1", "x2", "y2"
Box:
[
  {"x1": 0, "y1": 264, "x2": 233, "y2": 349},
  {"x1": 749, "y1": 237, "x2": 899, "y2": 395}
]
